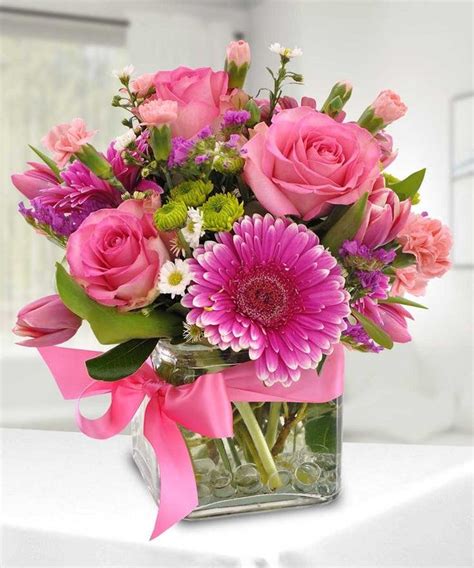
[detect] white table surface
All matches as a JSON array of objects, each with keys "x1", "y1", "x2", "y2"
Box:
[{"x1": 1, "y1": 428, "x2": 473, "y2": 567}]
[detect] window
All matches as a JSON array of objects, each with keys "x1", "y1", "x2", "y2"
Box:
[{"x1": 0, "y1": 12, "x2": 128, "y2": 344}]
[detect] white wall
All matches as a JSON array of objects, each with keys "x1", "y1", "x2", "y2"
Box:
[{"x1": 246, "y1": 0, "x2": 473, "y2": 444}]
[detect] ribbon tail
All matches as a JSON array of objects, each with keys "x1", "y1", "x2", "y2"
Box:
[{"x1": 144, "y1": 396, "x2": 198, "y2": 539}]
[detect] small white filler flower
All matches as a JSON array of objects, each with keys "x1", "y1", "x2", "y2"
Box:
[
  {"x1": 158, "y1": 259, "x2": 193, "y2": 298},
  {"x1": 181, "y1": 208, "x2": 204, "y2": 249},
  {"x1": 112, "y1": 65, "x2": 135, "y2": 81},
  {"x1": 114, "y1": 128, "x2": 137, "y2": 152},
  {"x1": 269, "y1": 43, "x2": 303, "y2": 58}
]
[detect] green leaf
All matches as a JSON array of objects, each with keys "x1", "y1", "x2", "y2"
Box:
[
  {"x1": 56, "y1": 263, "x2": 182, "y2": 344},
  {"x1": 385, "y1": 169, "x2": 426, "y2": 201},
  {"x1": 392, "y1": 251, "x2": 417, "y2": 269},
  {"x1": 305, "y1": 413, "x2": 337, "y2": 453},
  {"x1": 322, "y1": 192, "x2": 368, "y2": 253},
  {"x1": 352, "y1": 309, "x2": 394, "y2": 349},
  {"x1": 380, "y1": 296, "x2": 428, "y2": 310},
  {"x1": 86, "y1": 338, "x2": 158, "y2": 381},
  {"x1": 28, "y1": 145, "x2": 62, "y2": 180}
]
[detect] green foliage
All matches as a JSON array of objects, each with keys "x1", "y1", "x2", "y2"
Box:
[
  {"x1": 385, "y1": 169, "x2": 426, "y2": 201},
  {"x1": 322, "y1": 193, "x2": 368, "y2": 253},
  {"x1": 28, "y1": 145, "x2": 61, "y2": 180},
  {"x1": 380, "y1": 296, "x2": 428, "y2": 310},
  {"x1": 86, "y1": 338, "x2": 158, "y2": 381},
  {"x1": 56, "y1": 264, "x2": 182, "y2": 344},
  {"x1": 352, "y1": 308, "x2": 394, "y2": 349},
  {"x1": 305, "y1": 412, "x2": 337, "y2": 453}
]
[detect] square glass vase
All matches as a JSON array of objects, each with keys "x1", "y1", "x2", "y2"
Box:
[{"x1": 131, "y1": 340, "x2": 342, "y2": 520}]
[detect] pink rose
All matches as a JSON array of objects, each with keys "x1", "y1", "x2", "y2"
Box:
[
  {"x1": 130, "y1": 72, "x2": 155, "y2": 98},
  {"x1": 11, "y1": 162, "x2": 57, "y2": 200},
  {"x1": 13, "y1": 294, "x2": 81, "y2": 347},
  {"x1": 372, "y1": 90, "x2": 407, "y2": 125},
  {"x1": 391, "y1": 265, "x2": 428, "y2": 297},
  {"x1": 355, "y1": 183, "x2": 411, "y2": 247},
  {"x1": 41, "y1": 118, "x2": 97, "y2": 168},
  {"x1": 138, "y1": 99, "x2": 178, "y2": 126},
  {"x1": 226, "y1": 40, "x2": 251, "y2": 67},
  {"x1": 397, "y1": 213, "x2": 452, "y2": 278},
  {"x1": 243, "y1": 107, "x2": 381, "y2": 220},
  {"x1": 66, "y1": 200, "x2": 169, "y2": 310},
  {"x1": 153, "y1": 66, "x2": 228, "y2": 139}
]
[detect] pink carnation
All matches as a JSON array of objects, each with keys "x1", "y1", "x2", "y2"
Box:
[
  {"x1": 391, "y1": 265, "x2": 428, "y2": 297},
  {"x1": 372, "y1": 90, "x2": 407, "y2": 125},
  {"x1": 153, "y1": 66, "x2": 229, "y2": 139},
  {"x1": 130, "y1": 73, "x2": 155, "y2": 98},
  {"x1": 138, "y1": 99, "x2": 178, "y2": 127},
  {"x1": 41, "y1": 118, "x2": 96, "y2": 168},
  {"x1": 355, "y1": 183, "x2": 411, "y2": 248},
  {"x1": 243, "y1": 107, "x2": 381, "y2": 220},
  {"x1": 397, "y1": 213, "x2": 453, "y2": 278},
  {"x1": 66, "y1": 200, "x2": 169, "y2": 310},
  {"x1": 226, "y1": 40, "x2": 251, "y2": 67},
  {"x1": 183, "y1": 214, "x2": 350, "y2": 386}
]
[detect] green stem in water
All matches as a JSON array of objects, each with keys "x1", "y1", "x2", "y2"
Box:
[
  {"x1": 226, "y1": 437, "x2": 242, "y2": 467},
  {"x1": 265, "y1": 402, "x2": 281, "y2": 449},
  {"x1": 234, "y1": 421, "x2": 266, "y2": 480},
  {"x1": 234, "y1": 401, "x2": 282, "y2": 489},
  {"x1": 214, "y1": 439, "x2": 232, "y2": 472}
]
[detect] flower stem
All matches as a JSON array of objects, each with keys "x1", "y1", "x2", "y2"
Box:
[
  {"x1": 265, "y1": 402, "x2": 281, "y2": 449},
  {"x1": 234, "y1": 401, "x2": 282, "y2": 489},
  {"x1": 272, "y1": 403, "x2": 308, "y2": 457},
  {"x1": 214, "y1": 439, "x2": 232, "y2": 472}
]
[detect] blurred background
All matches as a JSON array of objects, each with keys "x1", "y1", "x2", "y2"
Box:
[{"x1": 1, "y1": 0, "x2": 472, "y2": 445}]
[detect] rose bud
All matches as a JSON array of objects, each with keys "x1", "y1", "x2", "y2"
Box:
[
  {"x1": 13, "y1": 294, "x2": 81, "y2": 347},
  {"x1": 225, "y1": 40, "x2": 251, "y2": 89}
]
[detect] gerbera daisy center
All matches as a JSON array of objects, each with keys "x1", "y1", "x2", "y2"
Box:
[{"x1": 232, "y1": 263, "x2": 299, "y2": 328}]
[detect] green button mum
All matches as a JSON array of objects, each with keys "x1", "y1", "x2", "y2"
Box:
[
  {"x1": 170, "y1": 180, "x2": 213, "y2": 207},
  {"x1": 154, "y1": 200, "x2": 187, "y2": 232},
  {"x1": 201, "y1": 194, "x2": 244, "y2": 232}
]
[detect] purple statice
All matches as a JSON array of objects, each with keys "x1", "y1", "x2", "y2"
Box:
[
  {"x1": 355, "y1": 269, "x2": 390, "y2": 300},
  {"x1": 225, "y1": 134, "x2": 242, "y2": 149},
  {"x1": 168, "y1": 137, "x2": 194, "y2": 167},
  {"x1": 168, "y1": 127, "x2": 213, "y2": 168},
  {"x1": 19, "y1": 198, "x2": 107, "y2": 238},
  {"x1": 340, "y1": 239, "x2": 395, "y2": 270},
  {"x1": 194, "y1": 154, "x2": 210, "y2": 165},
  {"x1": 342, "y1": 321, "x2": 383, "y2": 353},
  {"x1": 222, "y1": 109, "x2": 251, "y2": 128}
]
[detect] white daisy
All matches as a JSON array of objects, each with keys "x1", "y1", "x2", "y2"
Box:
[
  {"x1": 114, "y1": 128, "x2": 136, "y2": 152},
  {"x1": 181, "y1": 208, "x2": 204, "y2": 249},
  {"x1": 269, "y1": 43, "x2": 303, "y2": 58},
  {"x1": 158, "y1": 259, "x2": 193, "y2": 298},
  {"x1": 112, "y1": 65, "x2": 134, "y2": 80}
]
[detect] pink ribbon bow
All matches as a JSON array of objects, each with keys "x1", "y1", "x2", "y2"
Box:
[{"x1": 38, "y1": 343, "x2": 345, "y2": 539}]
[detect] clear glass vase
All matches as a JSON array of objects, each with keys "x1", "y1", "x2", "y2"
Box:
[{"x1": 131, "y1": 340, "x2": 342, "y2": 520}]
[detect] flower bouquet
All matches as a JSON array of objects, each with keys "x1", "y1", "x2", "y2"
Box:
[{"x1": 12, "y1": 40, "x2": 452, "y2": 538}]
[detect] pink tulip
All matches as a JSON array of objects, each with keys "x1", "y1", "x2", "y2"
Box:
[
  {"x1": 355, "y1": 183, "x2": 411, "y2": 247},
  {"x1": 11, "y1": 162, "x2": 57, "y2": 200},
  {"x1": 375, "y1": 131, "x2": 398, "y2": 169},
  {"x1": 42, "y1": 118, "x2": 97, "y2": 168},
  {"x1": 355, "y1": 297, "x2": 412, "y2": 344},
  {"x1": 13, "y1": 295, "x2": 81, "y2": 347}
]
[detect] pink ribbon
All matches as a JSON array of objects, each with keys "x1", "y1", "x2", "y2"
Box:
[{"x1": 38, "y1": 343, "x2": 344, "y2": 539}]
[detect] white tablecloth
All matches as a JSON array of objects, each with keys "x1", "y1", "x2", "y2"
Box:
[{"x1": 1, "y1": 428, "x2": 473, "y2": 567}]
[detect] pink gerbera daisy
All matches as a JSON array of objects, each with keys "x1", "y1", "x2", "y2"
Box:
[{"x1": 182, "y1": 214, "x2": 350, "y2": 386}]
